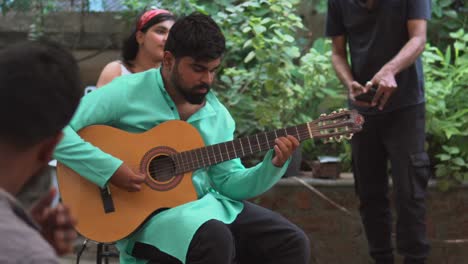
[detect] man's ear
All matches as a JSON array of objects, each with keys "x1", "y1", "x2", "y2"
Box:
[
  {"x1": 37, "y1": 132, "x2": 63, "y2": 163},
  {"x1": 163, "y1": 51, "x2": 175, "y2": 69}
]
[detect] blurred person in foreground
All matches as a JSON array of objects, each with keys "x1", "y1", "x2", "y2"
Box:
[{"x1": 0, "y1": 41, "x2": 81, "y2": 262}]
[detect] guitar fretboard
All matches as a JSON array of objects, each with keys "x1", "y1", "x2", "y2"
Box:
[
  {"x1": 168, "y1": 109, "x2": 361, "y2": 175},
  {"x1": 172, "y1": 123, "x2": 313, "y2": 174}
]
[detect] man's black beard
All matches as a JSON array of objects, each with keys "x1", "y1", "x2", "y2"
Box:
[
  {"x1": 177, "y1": 84, "x2": 209, "y2": 105},
  {"x1": 170, "y1": 67, "x2": 210, "y2": 105}
]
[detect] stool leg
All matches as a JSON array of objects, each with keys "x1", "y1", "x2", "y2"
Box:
[
  {"x1": 104, "y1": 244, "x2": 109, "y2": 264},
  {"x1": 96, "y1": 243, "x2": 103, "y2": 264}
]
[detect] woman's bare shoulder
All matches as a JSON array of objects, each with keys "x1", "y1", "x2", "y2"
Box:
[{"x1": 96, "y1": 61, "x2": 123, "y2": 88}]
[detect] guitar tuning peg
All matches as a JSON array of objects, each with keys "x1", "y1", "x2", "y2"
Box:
[
  {"x1": 345, "y1": 134, "x2": 353, "y2": 140},
  {"x1": 320, "y1": 113, "x2": 326, "y2": 117},
  {"x1": 332, "y1": 111, "x2": 337, "y2": 114},
  {"x1": 339, "y1": 108, "x2": 345, "y2": 112}
]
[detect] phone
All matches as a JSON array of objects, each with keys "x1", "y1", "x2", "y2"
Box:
[{"x1": 354, "y1": 86, "x2": 377, "y2": 103}]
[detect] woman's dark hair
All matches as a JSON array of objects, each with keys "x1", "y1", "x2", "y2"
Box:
[
  {"x1": 121, "y1": 12, "x2": 176, "y2": 67},
  {"x1": 165, "y1": 12, "x2": 226, "y2": 62}
]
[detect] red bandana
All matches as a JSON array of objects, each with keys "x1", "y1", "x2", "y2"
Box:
[{"x1": 137, "y1": 9, "x2": 172, "y2": 31}]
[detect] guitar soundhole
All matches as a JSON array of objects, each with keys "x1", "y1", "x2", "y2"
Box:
[
  {"x1": 149, "y1": 155, "x2": 175, "y2": 182},
  {"x1": 141, "y1": 146, "x2": 183, "y2": 191}
]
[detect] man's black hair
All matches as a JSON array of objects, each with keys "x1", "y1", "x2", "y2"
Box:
[
  {"x1": 165, "y1": 12, "x2": 226, "y2": 61},
  {"x1": 0, "y1": 41, "x2": 82, "y2": 148}
]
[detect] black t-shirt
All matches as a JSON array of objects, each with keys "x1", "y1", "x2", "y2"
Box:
[{"x1": 326, "y1": 0, "x2": 431, "y2": 114}]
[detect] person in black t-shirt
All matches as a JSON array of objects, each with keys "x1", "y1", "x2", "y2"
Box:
[{"x1": 326, "y1": 1, "x2": 432, "y2": 263}]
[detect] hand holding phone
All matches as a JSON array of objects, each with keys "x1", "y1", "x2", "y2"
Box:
[{"x1": 354, "y1": 85, "x2": 377, "y2": 103}]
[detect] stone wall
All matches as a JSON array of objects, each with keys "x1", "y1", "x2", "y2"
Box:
[
  {"x1": 255, "y1": 176, "x2": 468, "y2": 264},
  {"x1": 0, "y1": 12, "x2": 124, "y2": 87}
]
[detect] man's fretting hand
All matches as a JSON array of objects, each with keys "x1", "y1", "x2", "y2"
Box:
[{"x1": 272, "y1": 135, "x2": 300, "y2": 167}]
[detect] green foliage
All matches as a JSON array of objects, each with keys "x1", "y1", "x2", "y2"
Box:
[
  {"x1": 429, "y1": 0, "x2": 467, "y2": 48},
  {"x1": 212, "y1": 1, "x2": 347, "y2": 168},
  {"x1": 295, "y1": 38, "x2": 349, "y2": 169},
  {"x1": 423, "y1": 29, "x2": 468, "y2": 190},
  {"x1": 214, "y1": 0, "x2": 308, "y2": 133}
]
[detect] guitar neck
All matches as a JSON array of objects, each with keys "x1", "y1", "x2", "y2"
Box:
[{"x1": 173, "y1": 122, "x2": 318, "y2": 174}]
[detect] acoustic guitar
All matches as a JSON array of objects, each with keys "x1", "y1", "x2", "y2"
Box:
[{"x1": 57, "y1": 109, "x2": 363, "y2": 242}]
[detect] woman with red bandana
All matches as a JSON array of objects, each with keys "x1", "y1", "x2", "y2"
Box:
[{"x1": 96, "y1": 8, "x2": 176, "y2": 87}]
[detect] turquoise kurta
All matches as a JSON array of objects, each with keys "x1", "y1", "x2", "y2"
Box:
[{"x1": 54, "y1": 69, "x2": 290, "y2": 263}]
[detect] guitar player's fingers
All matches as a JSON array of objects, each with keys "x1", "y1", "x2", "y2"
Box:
[
  {"x1": 129, "y1": 172, "x2": 146, "y2": 191},
  {"x1": 272, "y1": 136, "x2": 299, "y2": 167},
  {"x1": 110, "y1": 164, "x2": 146, "y2": 192}
]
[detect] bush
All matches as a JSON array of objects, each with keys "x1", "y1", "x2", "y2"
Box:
[{"x1": 423, "y1": 29, "x2": 468, "y2": 190}]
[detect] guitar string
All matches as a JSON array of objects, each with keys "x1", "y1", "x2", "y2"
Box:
[
  {"x1": 144, "y1": 127, "x2": 356, "y2": 177},
  {"x1": 146, "y1": 126, "x2": 355, "y2": 176},
  {"x1": 143, "y1": 128, "x2": 355, "y2": 178}
]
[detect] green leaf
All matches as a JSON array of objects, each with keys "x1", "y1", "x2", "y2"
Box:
[
  {"x1": 243, "y1": 39, "x2": 253, "y2": 49},
  {"x1": 444, "y1": 46, "x2": 452, "y2": 66},
  {"x1": 284, "y1": 46, "x2": 300, "y2": 58},
  {"x1": 442, "y1": 145, "x2": 460, "y2": 155},
  {"x1": 253, "y1": 24, "x2": 267, "y2": 34},
  {"x1": 454, "y1": 42, "x2": 466, "y2": 51},
  {"x1": 282, "y1": 34, "x2": 295, "y2": 43},
  {"x1": 244, "y1": 51, "x2": 256, "y2": 63},
  {"x1": 452, "y1": 158, "x2": 466, "y2": 167},
  {"x1": 463, "y1": 34, "x2": 468, "y2": 42},
  {"x1": 439, "y1": 0, "x2": 454, "y2": 8},
  {"x1": 443, "y1": 10, "x2": 458, "y2": 19},
  {"x1": 449, "y1": 28, "x2": 465, "y2": 38},
  {"x1": 242, "y1": 26, "x2": 252, "y2": 33},
  {"x1": 437, "y1": 154, "x2": 451, "y2": 161},
  {"x1": 261, "y1": 17, "x2": 272, "y2": 25}
]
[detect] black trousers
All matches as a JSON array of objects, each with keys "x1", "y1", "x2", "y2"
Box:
[
  {"x1": 351, "y1": 103, "x2": 431, "y2": 264},
  {"x1": 134, "y1": 201, "x2": 310, "y2": 264}
]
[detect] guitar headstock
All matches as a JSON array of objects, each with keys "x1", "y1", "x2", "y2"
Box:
[{"x1": 310, "y1": 108, "x2": 364, "y2": 143}]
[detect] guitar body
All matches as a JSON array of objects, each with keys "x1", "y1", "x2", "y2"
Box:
[{"x1": 57, "y1": 120, "x2": 202, "y2": 243}]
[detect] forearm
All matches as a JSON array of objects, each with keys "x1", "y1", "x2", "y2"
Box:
[
  {"x1": 53, "y1": 82, "x2": 126, "y2": 187},
  {"x1": 331, "y1": 53, "x2": 354, "y2": 88},
  {"x1": 382, "y1": 35, "x2": 426, "y2": 75},
  {"x1": 382, "y1": 19, "x2": 427, "y2": 75},
  {"x1": 209, "y1": 151, "x2": 290, "y2": 200},
  {"x1": 54, "y1": 126, "x2": 122, "y2": 187}
]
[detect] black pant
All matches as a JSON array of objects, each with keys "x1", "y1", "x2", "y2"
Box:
[
  {"x1": 351, "y1": 103, "x2": 431, "y2": 264},
  {"x1": 134, "y1": 201, "x2": 310, "y2": 264}
]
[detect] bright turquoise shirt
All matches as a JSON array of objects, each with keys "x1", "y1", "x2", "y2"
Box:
[{"x1": 54, "y1": 69, "x2": 290, "y2": 263}]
